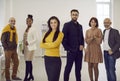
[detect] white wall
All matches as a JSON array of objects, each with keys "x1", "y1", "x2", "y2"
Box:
[
  {"x1": 1, "y1": 0, "x2": 96, "y2": 56},
  {"x1": 0, "y1": 0, "x2": 6, "y2": 29},
  {"x1": 10, "y1": 0, "x2": 96, "y2": 40},
  {"x1": 1, "y1": 0, "x2": 120, "y2": 56},
  {"x1": 113, "y1": 0, "x2": 120, "y2": 31}
]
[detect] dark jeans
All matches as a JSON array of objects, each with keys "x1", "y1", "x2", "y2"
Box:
[
  {"x1": 44, "y1": 56, "x2": 61, "y2": 81},
  {"x1": 64, "y1": 51, "x2": 83, "y2": 81},
  {"x1": 104, "y1": 51, "x2": 116, "y2": 81}
]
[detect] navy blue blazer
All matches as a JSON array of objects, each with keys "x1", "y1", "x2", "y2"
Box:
[
  {"x1": 62, "y1": 21, "x2": 84, "y2": 52},
  {"x1": 103, "y1": 28, "x2": 120, "y2": 59}
]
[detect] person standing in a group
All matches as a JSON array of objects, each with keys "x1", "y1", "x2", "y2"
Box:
[
  {"x1": 1, "y1": 17, "x2": 22, "y2": 81},
  {"x1": 84, "y1": 17, "x2": 103, "y2": 81},
  {"x1": 40, "y1": 16, "x2": 64, "y2": 81},
  {"x1": 103, "y1": 18, "x2": 120, "y2": 81},
  {"x1": 23, "y1": 15, "x2": 37, "y2": 81},
  {"x1": 62, "y1": 9, "x2": 84, "y2": 81}
]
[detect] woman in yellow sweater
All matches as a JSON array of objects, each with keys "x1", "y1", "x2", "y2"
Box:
[{"x1": 40, "y1": 16, "x2": 64, "y2": 81}]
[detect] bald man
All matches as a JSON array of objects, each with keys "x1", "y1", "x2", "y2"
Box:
[
  {"x1": 1, "y1": 17, "x2": 22, "y2": 81},
  {"x1": 103, "y1": 18, "x2": 120, "y2": 81}
]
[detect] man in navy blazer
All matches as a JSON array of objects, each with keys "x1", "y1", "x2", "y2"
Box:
[
  {"x1": 103, "y1": 18, "x2": 120, "y2": 81},
  {"x1": 62, "y1": 9, "x2": 84, "y2": 81}
]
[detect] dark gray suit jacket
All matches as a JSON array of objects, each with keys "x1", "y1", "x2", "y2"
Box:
[{"x1": 103, "y1": 28, "x2": 120, "y2": 59}]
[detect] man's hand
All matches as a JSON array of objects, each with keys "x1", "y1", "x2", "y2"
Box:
[
  {"x1": 108, "y1": 49, "x2": 113, "y2": 55},
  {"x1": 80, "y1": 45, "x2": 84, "y2": 51}
]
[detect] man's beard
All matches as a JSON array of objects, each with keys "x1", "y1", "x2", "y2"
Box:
[
  {"x1": 104, "y1": 25, "x2": 109, "y2": 28},
  {"x1": 104, "y1": 25, "x2": 110, "y2": 29},
  {"x1": 72, "y1": 18, "x2": 77, "y2": 22}
]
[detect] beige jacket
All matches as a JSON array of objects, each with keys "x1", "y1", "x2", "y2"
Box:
[{"x1": 27, "y1": 27, "x2": 37, "y2": 51}]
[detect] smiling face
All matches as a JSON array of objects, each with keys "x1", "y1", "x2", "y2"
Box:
[
  {"x1": 9, "y1": 17, "x2": 16, "y2": 28},
  {"x1": 90, "y1": 19, "x2": 97, "y2": 28},
  {"x1": 50, "y1": 19, "x2": 58, "y2": 31},
  {"x1": 71, "y1": 11, "x2": 79, "y2": 22},
  {"x1": 26, "y1": 18, "x2": 33, "y2": 27},
  {"x1": 104, "y1": 18, "x2": 111, "y2": 29},
  {"x1": 89, "y1": 17, "x2": 98, "y2": 28}
]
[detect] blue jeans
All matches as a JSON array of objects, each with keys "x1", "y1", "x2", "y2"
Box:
[{"x1": 104, "y1": 51, "x2": 116, "y2": 81}]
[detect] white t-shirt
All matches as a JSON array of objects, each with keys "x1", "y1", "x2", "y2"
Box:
[{"x1": 103, "y1": 29, "x2": 111, "y2": 50}]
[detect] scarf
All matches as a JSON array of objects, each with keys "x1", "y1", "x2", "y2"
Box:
[{"x1": 1, "y1": 24, "x2": 18, "y2": 44}]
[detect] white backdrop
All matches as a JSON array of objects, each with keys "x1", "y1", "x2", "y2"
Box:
[
  {"x1": 0, "y1": 0, "x2": 96, "y2": 56},
  {"x1": 0, "y1": 0, "x2": 120, "y2": 56},
  {"x1": 2, "y1": 0, "x2": 119, "y2": 57}
]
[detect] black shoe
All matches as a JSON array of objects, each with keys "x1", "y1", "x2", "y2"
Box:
[
  {"x1": 24, "y1": 78, "x2": 28, "y2": 81},
  {"x1": 12, "y1": 77, "x2": 22, "y2": 80},
  {"x1": 6, "y1": 80, "x2": 11, "y2": 81},
  {"x1": 27, "y1": 76, "x2": 34, "y2": 81}
]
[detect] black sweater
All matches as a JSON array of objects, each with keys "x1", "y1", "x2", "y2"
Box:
[{"x1": 1, "y1": 32, "x2": 17, "y2": 51}]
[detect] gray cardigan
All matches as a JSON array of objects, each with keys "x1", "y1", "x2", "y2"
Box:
[{"x1": 103, "y1": 28, "x2": 120, "y2": 59}]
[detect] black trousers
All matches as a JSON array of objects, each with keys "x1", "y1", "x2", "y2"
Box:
[
  {"x1": 44, "y1": 56, "x2": 61, "y2": 81},
  {"x1": 64, "y1": 51, "x2": 83, "y2": 81}
]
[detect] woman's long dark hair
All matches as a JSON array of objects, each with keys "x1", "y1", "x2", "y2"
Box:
[{"x1": 43, "y1": 16, "x2": 60, "y2": 43}]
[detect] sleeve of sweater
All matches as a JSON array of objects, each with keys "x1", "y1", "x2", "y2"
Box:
[
  {"x1": 40, "y1": 32, "x2": 64, "y2": 49},
  {"x1": 85, "y1": 30, "x2": 93, "y2": 44},
  {"x1": 94, "y1": 29, "x2": 102, "y2": 45}
]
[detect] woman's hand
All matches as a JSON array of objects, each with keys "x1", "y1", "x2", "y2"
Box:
[
  {"x1": 93, "y1": 35, "x2": 98, "y2": 39},
  {"x1": 25, "y1": 41, "x2": 28, "y2": 46},
  {"x1": 22, "y1": 50, "x2": 24, "y2": 54}
]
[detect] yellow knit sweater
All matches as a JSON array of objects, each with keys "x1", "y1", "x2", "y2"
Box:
[{"x1": 40, "y1": 31, "x2": 64, "y2": 57}]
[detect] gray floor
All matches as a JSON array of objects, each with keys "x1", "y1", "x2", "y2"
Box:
[{"x1": 1, "y1": 56, "x2": 120, "y2": 81}]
